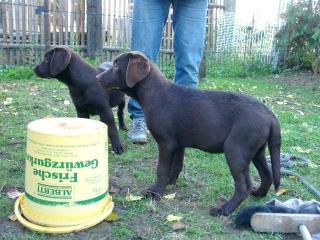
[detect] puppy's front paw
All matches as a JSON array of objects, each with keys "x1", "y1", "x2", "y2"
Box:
[
  {"x1": 112, "y1": 143, "x2": 124, "y2": 154},
  {"x1": 144, "y1": 189, "x2": 162, "y2": 201},
  {"x1": 210, "y1": 207, "x2": 230, "y2": 216},
  {"x1": 250, "y1": 187, "x2": 268, "y2": 198}
]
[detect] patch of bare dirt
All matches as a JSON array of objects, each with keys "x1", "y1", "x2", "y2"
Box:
[
  {"x1": 266, "y1": 72, "x2": 320, "y2": 90},
  {"x1": 110, "y1": 157, "x2": 157, "y2": 195},
  {"x1": 0, "y1": 216, "x2": 116, "y2": 240}
]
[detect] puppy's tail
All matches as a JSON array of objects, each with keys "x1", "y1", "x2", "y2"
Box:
[{"x1": 268, "y1": 118, "x2": 281, "y2": 191}]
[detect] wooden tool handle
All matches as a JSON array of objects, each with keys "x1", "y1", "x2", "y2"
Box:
[
  {"x1": 251, "y1": 213, "x2": 320, "y2": 233},
  {"x1": 298, "y1": 225, "x2": 312, "y2": 240}
]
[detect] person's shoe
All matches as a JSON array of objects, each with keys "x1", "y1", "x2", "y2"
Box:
[{"x1": 128, "y1": 117, "x2": 148, "y2": 144}]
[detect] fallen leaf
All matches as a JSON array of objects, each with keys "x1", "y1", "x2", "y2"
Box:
[
  {"x1": 8, "y1": 214, "x2": 17, "y2": 221},
  {"x1": 289, "y1": 176, "x2": 298, "y2": 181},
  {"x1": 210, "y1": 83, "x2": 217, "y2": 89},
  {"x1": 163, "y1": 193, "x2": 176, "y2": 200},
  {"x1": 292, "y1": 147, "x2": 312, "y2": 154},
  {"x1": 30, "y1": 85, "x2": 39, "y2": 92},
  {"x1": 297, "y1": 110, "x2": 305, "y2": 116},
  {"x1": 276, "y1": 188, "x2": 289, "y2": 196},
  {"x1": 104, "y1": 210, "x2": 119, "y2": 222},
  {"x1": 167, "y1": 214, "x2": 183, "y2": 222},
  {"x1": 306, "y1": 127, "x2": 313, "y2": 133},
  {"x1": 126, "y1": 193, "x2": 143, "y2": 202},
  {"x1": 63, "y1": 100, "x2": 71, "y2": 105},
  {"x1": 6, "y1": 188, "x2": 22, "y2": 199},
  {"x1": 3, "y1": 97, "x2": 13, "y2": 105},
  {"x1": 172, "y1": 221, "x2": 187, "y2": 231},
  {"x1": 276, "y1": 101, "x2": 287, "y2": 105},
  {"x1": 308, "y1": 162, "x2": 318, "y2": 168}
]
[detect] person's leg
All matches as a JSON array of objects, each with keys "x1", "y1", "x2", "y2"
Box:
[
  {"x1": 128, "y1": 0, "x2": 171, "y2": 143},
  {"x1": 172, "y1": 0, "x2": 208, "y2": 88}
]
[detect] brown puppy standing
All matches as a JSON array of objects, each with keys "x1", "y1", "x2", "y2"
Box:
[
  {"x1": 96, "y1": 52, "x2": 281, "y2": 216},
  {"x1": 34, "y1": 46, "x2": 126, "y2": 154}
]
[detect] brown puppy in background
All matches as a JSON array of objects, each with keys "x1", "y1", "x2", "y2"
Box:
[
  {"x1": 34, "y1": 46, "x2": 126, "y2": 154},
  {"x1": 96, "y1": 52, "x2": 281, "y2": 216}
]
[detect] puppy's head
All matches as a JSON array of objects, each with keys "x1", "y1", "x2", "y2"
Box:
[
  {"x1": 33, "y1": 47, "x2": 72, "y2": 78},
  {"x1": 96, "y1": 51, "x2": 151, "y2": 90}
]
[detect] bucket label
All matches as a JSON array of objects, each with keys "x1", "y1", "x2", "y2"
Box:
[
  {"x1": 37, "y1": 183, "x2": 72, "y2": 199},
  {"x1": 25, "y1": 130, "x2": 108, "y2": 205},
  {"x1": 27, "y1": 155, "x2": 99, "y2": 183}
]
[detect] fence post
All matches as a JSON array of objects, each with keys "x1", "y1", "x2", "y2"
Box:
[
  {"x1": 199, "y1": 55, "x2": 206, "y2": 82},
  {"x1": 87, "y1": 0, "x2": 102, "y2": 59}
]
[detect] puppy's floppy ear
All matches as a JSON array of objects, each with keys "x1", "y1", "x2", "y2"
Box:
[
  {"x1": 50, "y1": 47, "x2": 71, "y2": 76},
  {"x1": 126, "y1": 52, "x2": 151, "y2": 88}
]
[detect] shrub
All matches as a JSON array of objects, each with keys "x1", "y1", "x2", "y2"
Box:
[
  {"x1": 275, "y1": 0, "x2": 320, "y2": 70},
  {"x1": 0, "y1": 66, "x2": 34, "y2": 80}
]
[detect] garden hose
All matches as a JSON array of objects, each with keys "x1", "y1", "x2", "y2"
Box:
[
  {"x1": 267, "y1": 153, "x2": 320, "y2": 199},
  {"x1": 280, "y1": 169, "x2": 320, "y2": 198}
]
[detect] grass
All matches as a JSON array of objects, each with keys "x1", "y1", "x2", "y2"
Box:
[
  {"x1": 0, "y1": 67, "x2": 319, "y2": 240},
  {"x1": 206, "y1": 53, "x2": 273, "y2": 78}
]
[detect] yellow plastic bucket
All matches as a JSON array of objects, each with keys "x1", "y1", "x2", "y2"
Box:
[{"x1": 15, "y1": 117, "x2": 114, "y2": 233}]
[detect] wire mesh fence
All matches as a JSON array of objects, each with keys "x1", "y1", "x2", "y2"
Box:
[{"x1": 206, "y1": 14, "x2": 279, "y2": 77}]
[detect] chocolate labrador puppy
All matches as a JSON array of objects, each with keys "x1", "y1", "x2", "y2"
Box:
[
  {"x1": 34, "y1": 46, "x2": 126, "y2": 154},
  {"x1": 96, "y1": 52, "x2": 281, "y2": 216}
]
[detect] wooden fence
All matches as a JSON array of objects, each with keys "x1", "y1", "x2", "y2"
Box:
[
  {"x1": 0, "y1": 0, "x2": 225, "y2": 68},
  {"x1": 1, "y1": 0, "x2": 94, "y2": 65}
]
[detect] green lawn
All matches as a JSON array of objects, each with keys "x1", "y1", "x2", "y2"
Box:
[{"x1": 0, "y1": 72, "x2": 319, "y2": 240}]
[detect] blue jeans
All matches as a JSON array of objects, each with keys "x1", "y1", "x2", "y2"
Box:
[{"x1": 128, "y1": 0, "x2": 208, "y2": 119}]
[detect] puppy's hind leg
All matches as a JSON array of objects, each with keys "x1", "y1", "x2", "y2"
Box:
[
  {"x1": 250, "y1": 146, "x2": 272, "y2": 197},
  {"x1": 210, "y1": 141, "x2": 251, "y2": 216},
  {"x1": 117, "y1": 99, "x2": 128, "y2": 131}
]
